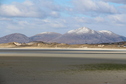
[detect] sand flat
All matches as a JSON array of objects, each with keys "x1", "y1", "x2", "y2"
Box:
[{"x1": 0, "y1": 49, "x2": 126, "y2": 84}]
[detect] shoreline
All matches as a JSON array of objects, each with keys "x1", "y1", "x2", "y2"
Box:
[
  {"x1": 0, "y1": 49, "x2": 126, "y2": 59},
  {"x1": 0, "y1": 47, "x2": 126, "y2": 50}
]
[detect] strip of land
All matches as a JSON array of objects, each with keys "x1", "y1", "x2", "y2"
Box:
[{"x1": 0, "y1": 41, "x2": 126, "y2": 49}]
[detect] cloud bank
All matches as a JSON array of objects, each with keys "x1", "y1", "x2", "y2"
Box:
[
  {"x1": 0, "y1": 0, "x2": 126, "y2": 37},
  {"x1": 103, "y1": 0, "x2": 126, "y2": 4}
]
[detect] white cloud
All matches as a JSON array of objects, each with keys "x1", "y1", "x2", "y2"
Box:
[
  {"x1": 49, "y1": 11, "x2": 60, "y2": 18},
  {"x1": 32, "y1": 0, "x2": 61, "y2": 11},
  {"x1": 103, "y1": 0, "x2": 126, "y2": 4},
  {"x1": 0, "y1": 17, "x2": 11, "y2": 21},
  {"x1": 0, "y1": 4, "x2": 22, "y2": 16},
  {"x1": 108, "y1": 14, "x2": 126, "y2": 26},
  {"x1": 119, "y1": 5, "x2": 126, "y2": 14},
  {"x1": 0, "y1": 0, "x2": 126, "y2": 37},
  {"x1": 72, "y1": 0, "x2": 118, "y2": 16},
  {"x1": 94, "y1": 17, "x2": 105, "y2": 22},
  {"x1": 0, "y1": 0, "x2": 61, "y2": 18},
  {"x1": 0, "y1": 1, "x2": 44, "y2": 18},
  {"x1": 0, "y1": 15, "x2": 126, "y2": 36}
]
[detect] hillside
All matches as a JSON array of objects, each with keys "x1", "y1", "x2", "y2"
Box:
[
  {"x1": 30, "y1": 32, "x2": 62, "y2": 42},
  {"x1": 0, "y1": 33, "x2": 30, "y2": 43}
]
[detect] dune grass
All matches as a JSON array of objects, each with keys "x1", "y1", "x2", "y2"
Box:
[{"x1": 70, "y1": 63, "x2": 126, "y2": 71}]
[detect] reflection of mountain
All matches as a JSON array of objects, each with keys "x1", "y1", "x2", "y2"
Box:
[{"x1": 0, "y1": 27, "x2": 126, "y2": 44}]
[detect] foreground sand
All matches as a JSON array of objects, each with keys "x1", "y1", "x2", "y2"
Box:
[{"x1": 0, "y1": 50, "x2": 126, "y2": 84}]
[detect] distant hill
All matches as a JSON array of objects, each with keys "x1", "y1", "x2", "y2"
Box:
[
  {"x1": 30, "y1": 32, "x2": 62, "y2": 42},
  {"x1": 0, "y1": 33, "x2": 30, "y2": 43},
  {"x1": 0, "y1": 27, "x2": 126, "y2": 44}
]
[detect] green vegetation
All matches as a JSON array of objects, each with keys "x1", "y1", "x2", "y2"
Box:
[{"x1": 70, "y1": 63, "x2": 126, "y2": 71}]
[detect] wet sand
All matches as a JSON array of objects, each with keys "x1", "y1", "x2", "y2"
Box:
[{"x1": 0, "y1": 49, "x2": 126, "y2": 84}]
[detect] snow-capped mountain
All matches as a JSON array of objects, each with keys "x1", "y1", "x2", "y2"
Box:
[
  {"x1": 51, "y1": 27, "x2": 101, "y2": 44},
  {"x1": 0, "y1": 27, "x2": 126, "y2": 44},
  {"x1": 51, "y1": 27, "x2": 126, "y2": 44},
  {"x1": 30, "y1": 32, "x2": 62, "y2": 42}
]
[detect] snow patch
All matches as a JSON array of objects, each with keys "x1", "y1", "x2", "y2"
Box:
[
  {"x1": 67, "y1": 27, "x2": 95, "y2": 34},
  {"x1": 99, "y1": 30, "x2": 113, "y2": 35},
  {"x1": 39, "y1": 32, "x2": 56, "y2": 34}
]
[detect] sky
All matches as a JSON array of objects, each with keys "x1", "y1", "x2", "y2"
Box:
[{"x1": 0, "y1": 0, "x2": 126, "y2": 37}]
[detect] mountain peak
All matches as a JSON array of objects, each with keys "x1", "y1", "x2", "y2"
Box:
[{"x1": 67, "y1": 27, "x2": 95, "y2": 34}]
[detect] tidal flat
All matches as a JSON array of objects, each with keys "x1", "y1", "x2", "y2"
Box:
[{"x1": 0, "y1": 49, "x2": 126, "y2": 84}]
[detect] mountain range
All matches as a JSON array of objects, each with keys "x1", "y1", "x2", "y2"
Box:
[{"x1": 0, "y1": 27, "x2": 126, "y2": 44}]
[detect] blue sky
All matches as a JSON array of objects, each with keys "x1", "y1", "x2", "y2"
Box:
[
  {"x1": 0, "y1": 0, "x2": 25, "y2": 4},
  {"x1": 0, "y1": 0, "x2": 126, "y2": 37}
]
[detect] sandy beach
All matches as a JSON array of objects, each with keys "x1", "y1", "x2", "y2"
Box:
[{"x1": 0, "y1": 49, "x2": 126, "y2": 84}]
